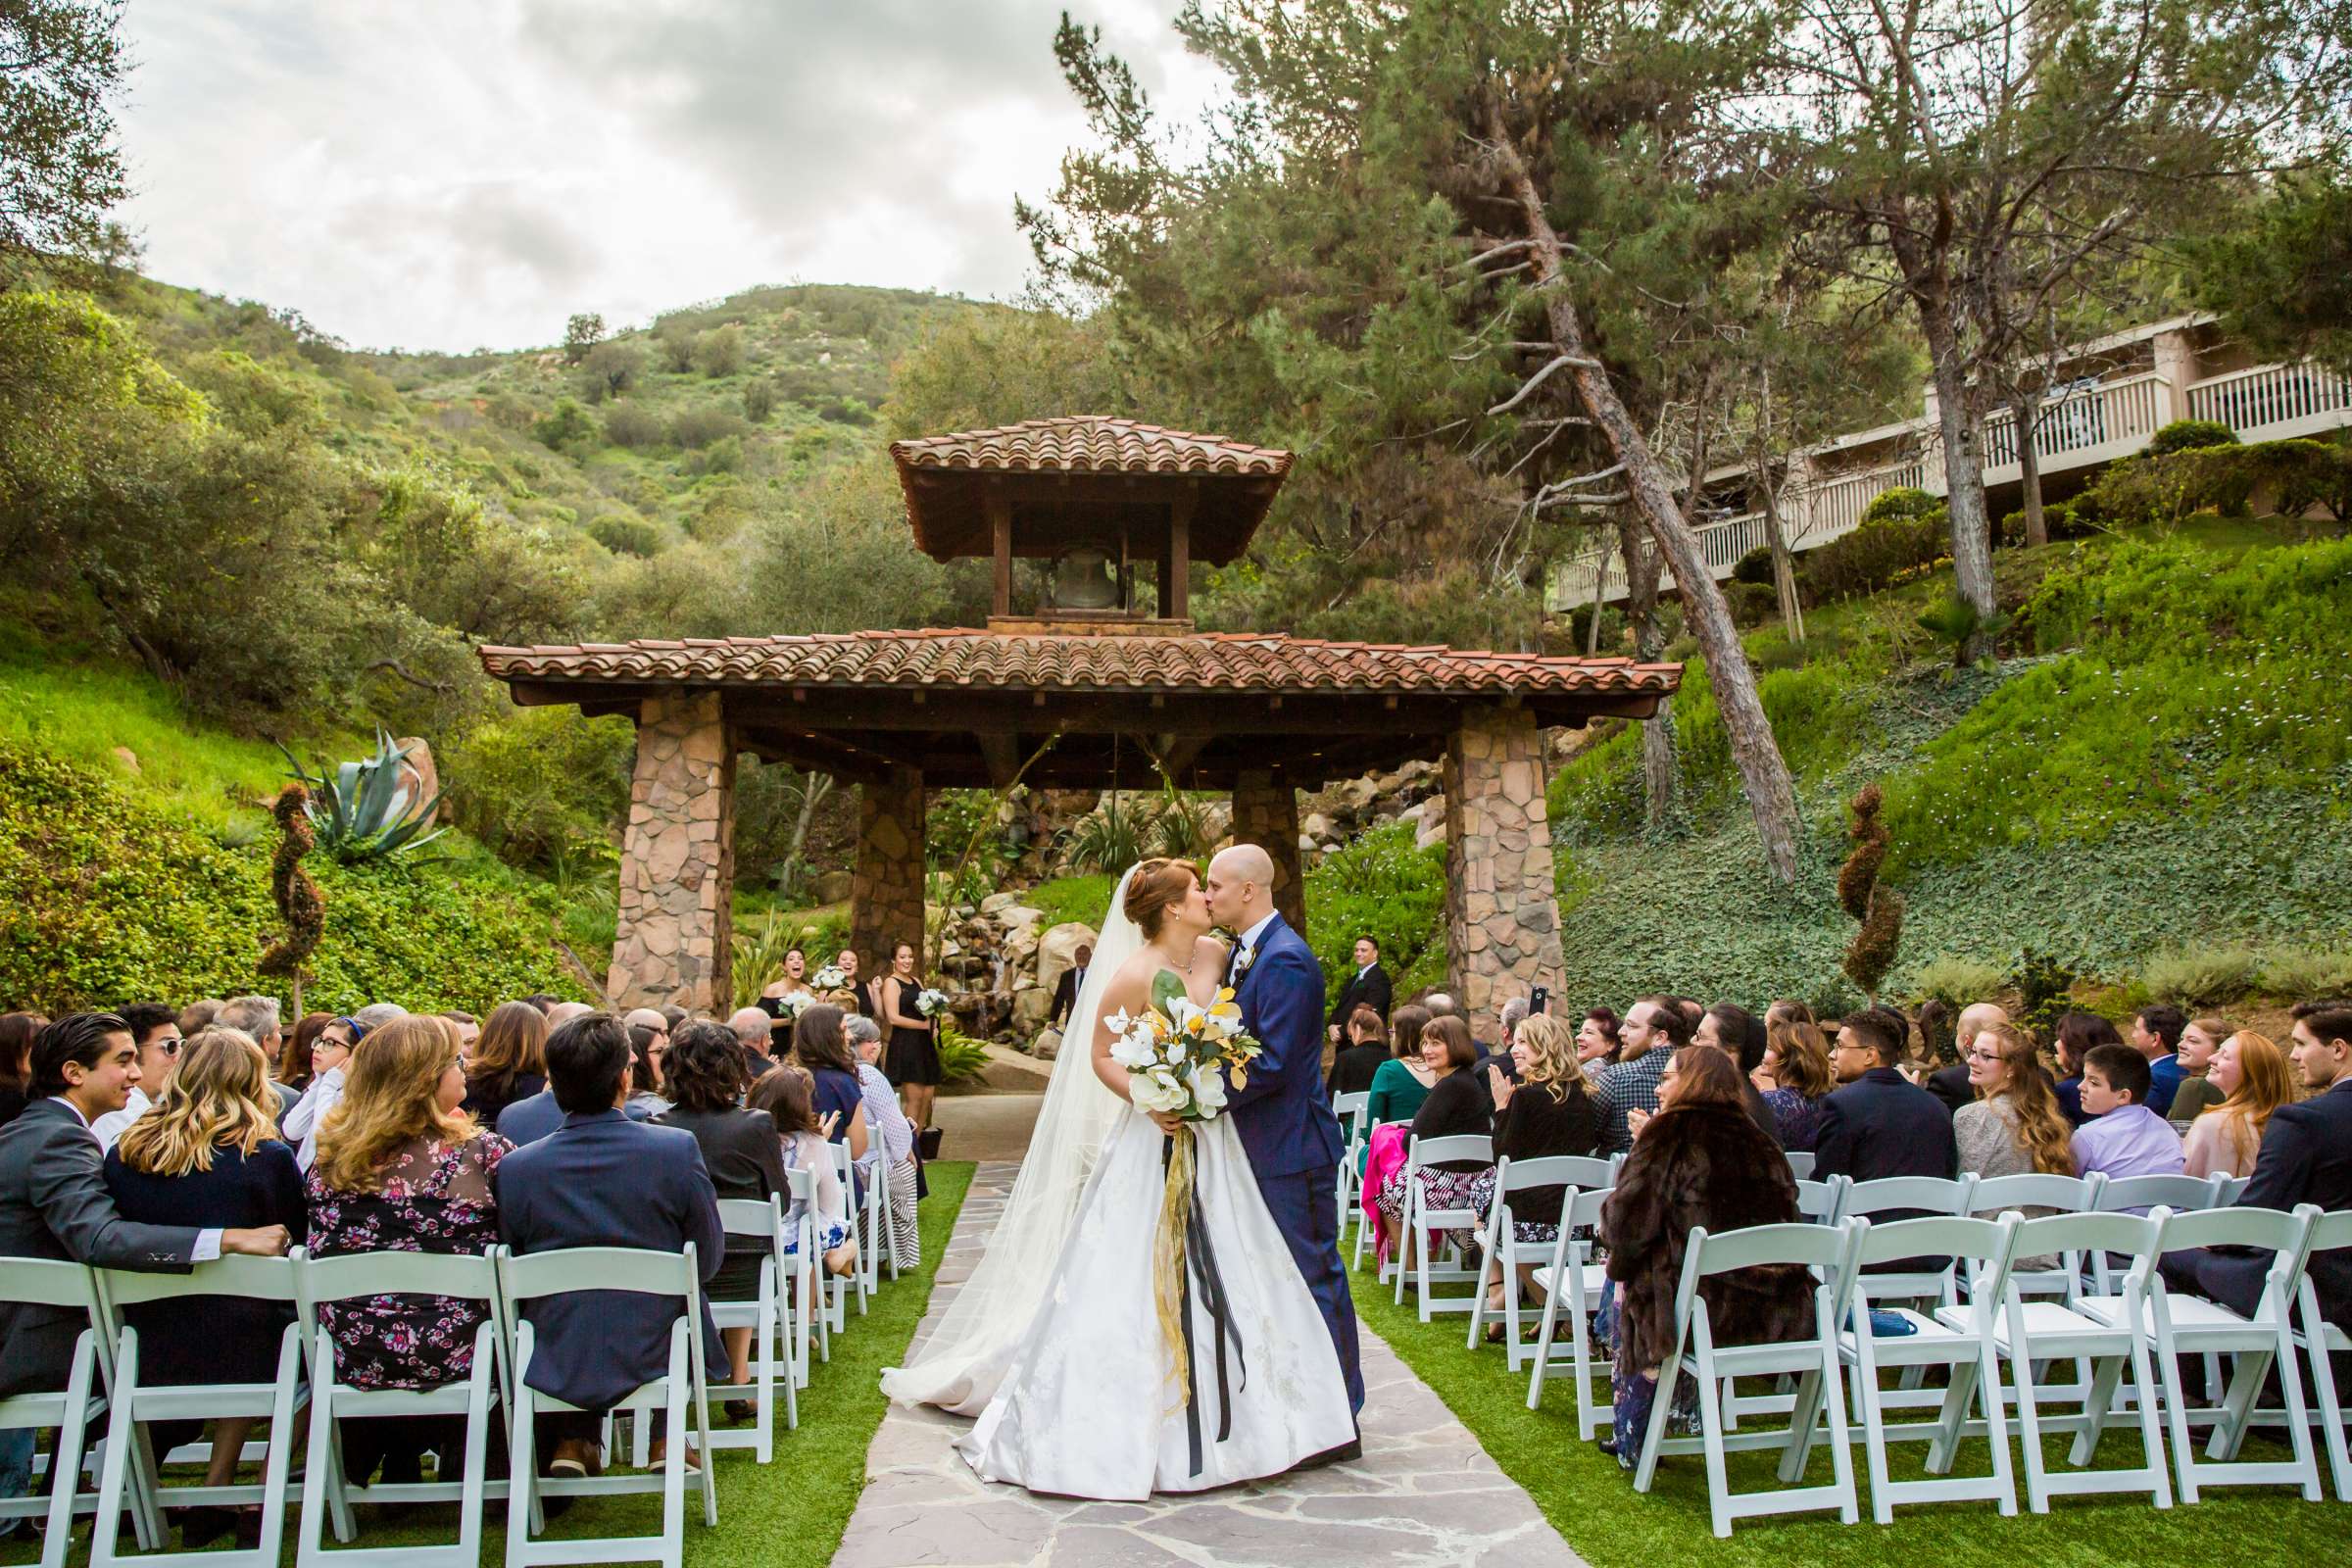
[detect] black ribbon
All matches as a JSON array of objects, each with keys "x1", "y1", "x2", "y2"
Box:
[{"x1": 1166, "y1": 1134, "x2": 1249, "y2": 1477}]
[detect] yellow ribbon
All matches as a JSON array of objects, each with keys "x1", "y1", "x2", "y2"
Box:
[{"x1": 1154, "y1": 1122, "x2": 1196, "y2": 1408}]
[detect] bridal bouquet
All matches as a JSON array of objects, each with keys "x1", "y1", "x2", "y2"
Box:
[
  {"x1": 810, "y1": 963, "x2": 848, "y2": 991},
  {"x1": 770, "y1": 990, "x2": 814, "y2": 1021},
  {"x1": 914, "y1": 987, "x2": 951, "y2": 1018},
  {"x1": 1104, "y1": 972, "x2": 1262, "y2": 1122}
]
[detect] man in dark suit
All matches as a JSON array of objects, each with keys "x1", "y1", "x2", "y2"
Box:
[
  {"x1": 1327, "y1": 936, "x2": 1393, "y2": 1050},
  {"x1": 1926, "y1": 1002, "x2": 2006, "y2": 1115},
  {"x1": 1049, "y1": 943, "x2": 1094, "y2": 1029},
  {"x1": 495, "y1": 1012, "x2": 725, "y2": 1477},
  {"x1": 2166, "y1": 1000, "x2": 2352, "y2": 1328},
  {"x1": 1813, "y1": 1006, "x2": 1959, "y2": 1184},
  {"x1": 0, "y1": 1014, "x2": 289, "y2": 1397}
]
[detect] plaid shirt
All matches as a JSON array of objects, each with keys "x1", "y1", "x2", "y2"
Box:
[{"x1": 1592, "y1": 1050, "x2": 1669, "y2": 1152}]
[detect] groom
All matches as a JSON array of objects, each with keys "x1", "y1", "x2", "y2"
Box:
[{"x1": 1202, "y1": 844, "x2": 1366, "y2": 1417}]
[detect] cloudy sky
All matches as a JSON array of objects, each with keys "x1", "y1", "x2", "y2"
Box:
[{"x1": 114, "y1": 1, "x2": 1214, "y2": 352}]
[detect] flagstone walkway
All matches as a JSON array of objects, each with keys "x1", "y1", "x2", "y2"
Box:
[{"x1": 832, "y1": 1162, "x2": 1589, "y2": 1568}]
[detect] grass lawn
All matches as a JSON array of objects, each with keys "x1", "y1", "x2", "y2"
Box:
[
  {"x1": 0, "y1": 1162, "x2": 974, "y2": 1568},
  {"x1": 1348, "y1": 1223, "x2": 2341, "y2": 1567}
]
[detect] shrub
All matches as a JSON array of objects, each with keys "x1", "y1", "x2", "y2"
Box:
[
  {"x1": 1912, "y1": 956, "x2": 2005, "y2": 1007},
  {"x1": 2083, "y1": 436, "x2": 2352, "y2": 528},
  {"x1": 530, "y1": 398, "x2": 597, "y2": 451},
  {"x1": 588, "y1": 512, "x2": 662, "y2": 557},
  {"x1": 696, "y1": 323, "x2": 747, "y2": 378},
  {"x1": 937, "y1": 1021, "x2": 991, "y2": 1081},
  {"x1": 669, "y1": 407, "x2": 750, "y2": 449},
  {"x1": 602, "y1": 403, "x2": 665, "y2": 448},
  {"x1": 2013, "y1": 950, "x2": 2079, "y2": 1038},
  {"x1": 1802, "y1": 506, "x2": 1948, "y2": 600},
  {"x1": 1732, "y1": 546, "x2": 1775, "y2": 586},
  {"x1": 743, "y1": 379, "x2": 775, "y2": 422},
  {"x1": 1861, "y1": 486, "x2": 1943, "y2": 527},
  {"x1": 2258, "y1": 944, "x2": 2352, "y2": 999},
  {"x1": 1997, "y1": 498, "x2": 2093, "y2": 545},
  {"x1": 2139, "y1": 943, "x2": 2262, "y2": 1005},
  {"x1": 1304, "y1": 824, "x2": 1448, "y2": 996},
  {"x1": 1725, "y1": 580, "x2": 1778, "y2": 627},
  {"x1": 693, "y1": 435, "x2": 743, "y2": 475},
  {"x1": 2146, "y1": 418, "x2": 2239, "y2": 457},
  {"x1": 438, "y1": 708, "x2": 634, "y2": 870}
]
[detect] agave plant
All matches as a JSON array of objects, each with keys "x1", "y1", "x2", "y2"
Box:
[{"x1": 279, "y1": 729, "x2": 449, "y2": 861}]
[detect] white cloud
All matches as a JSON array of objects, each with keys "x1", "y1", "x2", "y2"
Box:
[{"x1": 113, "y1": 1, "x2": 1216, "y2": 351}]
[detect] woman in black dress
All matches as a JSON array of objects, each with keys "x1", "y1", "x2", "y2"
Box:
[
  {"x1": 104, "y1": 1027, "x2": 308, "y2": 1545},
  {"x1": 655, "y1": 1020, "x2": 785, "y2": 1411},
  {"x1": 1330, "y1": 1004, "x2": 1391, "y2": 1098},
  {"x1": 879, "y1": 941, "x2": 941, "y2": 1136}
]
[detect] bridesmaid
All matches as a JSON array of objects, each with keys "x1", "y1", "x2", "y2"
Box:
[
  {"x1": 880, "y1": 941, "x2": 942, "y2": 1140},
  {"x1": 760, "y1": 947, "x2": 813, "y2": 1021}
]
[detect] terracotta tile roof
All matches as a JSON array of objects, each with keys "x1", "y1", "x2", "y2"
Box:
[
  {"x1": 889, "y1": 416, "x2": 1292, "y2": 477},
  {"x1": 479, "y1": 629, "x2": 1680, "y2": 700}
]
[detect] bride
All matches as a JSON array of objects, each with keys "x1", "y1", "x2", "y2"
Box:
[{"x1": 880, "y1": 858, "x2": 1356, "y2": 1498}]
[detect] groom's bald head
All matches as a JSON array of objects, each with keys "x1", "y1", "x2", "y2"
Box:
[{"x1": 1205, "y1": 844, "x2": 1277, "y2": 929}]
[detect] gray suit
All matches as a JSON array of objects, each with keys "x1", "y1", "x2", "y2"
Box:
[{"x1": 0, "y1": 1097, "x2": 201, "y2": 1396}]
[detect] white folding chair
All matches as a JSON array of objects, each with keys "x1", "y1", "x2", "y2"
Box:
[
  {"x1": 704, "y1": 1197, "x2": 793, "y2": 1460},
  {"x1": 783, "y1": 1164, "x2": 827, "y2": 1371},
  {"x1": 1355, "y1": 1119, "x2": 1410, "y2": 1276},
  {"x1": 2092, "y1": 1173, "x2": 2227, "y2": 1297},
  {"x1": 500, "y1": 1245, "x2": 716, "y2": 1568},
  {"x1": 1833, "y1": 1176, "x2": 1977, "y2": 1306},
  {"x1": 0, "y1": 1257, "x2": 123, "y2": 1568},
  {"x1": 295, "y1": 1250, "x2": 512, "y2": 1568},
  {"x1": 1394, "y1": 1134, "x2": 1492, "y2": 1320},
  {"x1": 1938, "y1": 1208, "x2": 2176, "y2": 1512},
  {"x1": 2112, "y1": 1203, "x2": 2323, "y2": 1501},
  {"x1": 1793, "y1": 1176, "x2": 1844, "y2": 1224},
  {"x1": 1331, "y1": 1091, "x2": 1369, "y2": 1238},
  {"x1": 1785, "y1": 1151, "x2": 1816, "y2": 1180},
  {"x1": 2216, "y1": 1175, "x2": 2251, "y2": 1204},
  {"x1": 2290, "y1": 1209, "x2": 2352, "y2": 1500},
  {"x1": 1830, "y1": 1215, "x2": 2022, "y2": 1522},
  {"x1": 1631, "y1": 1221, "x2": 1862, "y2": 1537},
  {"x1": 849, "y1": 1122, "x2": 891, "y2": 1298},
  {"x1": 1967, "y1": 1172, "x2": 2102, "y2": 1300},
  {"x1": 1524, "y1": 1186, "x2": 1613, "y2": 1438},
  {"x1": 825, "y1": 1141, "x2": 867, "y2": 1322},
  {"x1": 90, "y1": 1253, "x2": 310, "y2": 1568},
  {"x1": 1468, "y1": 1155, "x2": 1610, "y2": 1361}
]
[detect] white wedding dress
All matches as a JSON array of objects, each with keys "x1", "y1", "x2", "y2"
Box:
[{"x1": 882, "y1": 867, "x2": 1355, "y2": 1499}]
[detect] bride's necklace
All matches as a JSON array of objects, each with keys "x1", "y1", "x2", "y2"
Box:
[{"x1": 1150, "y1": 940, "x2": 1198, "y2": 976}]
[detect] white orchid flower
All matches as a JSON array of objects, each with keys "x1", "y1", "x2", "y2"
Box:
[
  {"x1": 1108, "y1": 1026, "x2": 1157, "y2": 1070},
  {"x1": 1185, "y1": 1064, "x2": 1229, "y2": 1118},
  {"x1": 1128, "y1": 1067, "x2": 1188, "y2": 1115}
]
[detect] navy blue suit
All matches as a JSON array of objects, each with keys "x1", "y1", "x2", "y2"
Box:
[
  {"x1": 1812, "y1": 1067, "x2": 1960, "y2": 1185},
  {"x1": 1225, "y1": 914, "x2": 1362, "y2": 1411},
  {"x1": 2170, "y1": 1078, "x2": 2352, "y2": 1329},
  {"x1": 493, "y1": 1109, "x2": 726, "y2": 1412}
]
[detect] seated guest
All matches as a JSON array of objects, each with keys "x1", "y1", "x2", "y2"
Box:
[
  {"x1": 2166, "y1": 1001, "x2": 2352, "y2": 1331},
  {"x1": 90, "y1": 1001, "x2": 184, "y2": 1150},
  {"x1": 283, "y1": 1014, "x2": 367, "y2": 1171},
  {"x1": 284, "y1": 1010, "x2": 339, "y2": 1093},
  {"x1": 1470, "y1": 1012, "x2": 1599, "y2": 1328},
  {"x1": 2168, "y1": 1015, "x2": 2230, "y2": 1131},
  {"x1": 2070, "y1": 1042, "x2": 2185, "y2": 1188},
  {"x1": 2051, "y1": 1011, "x2": 2122, "y2": 1127},
  {"x1": 2181, "y1": 1030, "x2": 2293, "y2": 1181},
  {"x1": 655, "y1": 1021, "x2": 784, "y2": 1407},
  {"x1": 1360, "y1": 1004, "x2": 1439, "y2": 1176},
  {"x1": 3, "y1": 1015, "x2": 289, "y2": 1404},
  {"x1": 216, "y1": 997, "x2": 300, "y2": 1118},
  {"x1": 309, "y1": 1014, "x2": 511, "y2": 1487},
  {"x1": 1330, "y1": 1004, "x2": 1390, "y2": 1099},
  {"x1": 746, "y1": 1067, "x2": 858, "y2": 1277},
  {"x1": 1751, "y1": 1017, "x2": 1836, "y2": 1152},
  {"x1": 1927, "y1": 1003, "x2": 2006, "y2": 1114},
  {"x1": 623, "y1": 1008, "x2": 674, "y2": 1117},
  {"x1": 1575, "y1": 1006, "x2": 1621, "y2": 1088},
  {"x1": 1694, "y1": 1003, "x2": 1781, "y2": 1147},
  {"x1": 460, "y1": 1001, "x2": 548, "y2": 1125},
  {"x1": 1954, "y1": 1023, "x2": 2075, "y2": 1258},
  {"x1": 1813, "y1": 1006, "x2": 1959, "y2": 1183},
  {"x1": 0, "y1": 1012, "x2": 47, "y2": 1129},
  {"x1": 496, "y1": 1012, "x2": 725, "y2": 1478},
  {"x1": 442, "y1": 1010, "x2": 480, "y2": 1060},
  {"x1": 105, "y1": 1028, "x2": 307, "y2": 1543},
  {"x1": 1593, "y1": 998, "x2": 1688, "y2": 1153},
  {"x1": 729, "y1": 1006, "x2": 782, "y2": 1082},
  {"x1": 1599, "y1": 1046, "x2": 1808, "y2": 1464},
  {"x1": 178, "y1": 999, "x2": 226, "y2": 1038},
  {"x1": 1370, "y1": 1016, "x2": 1494, "y2": 1248},
  {"x1": 846, "y1": 1015, "x2": 920, "y2": 1266},
  {"x1": 2129, "y1": 1003, "x2": 2188, "y2": 1118},
  {"x1": 791, "y1": 1004, "x2": 870, "y2": 1165},
  {"x1": 1485, "y1": 997, "x2": 1530, "y2": 1084}
]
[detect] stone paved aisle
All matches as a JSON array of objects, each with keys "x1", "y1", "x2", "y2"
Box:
[{"x1": 833, "y1": 1163, "x2": 1590, "y2": 1568}]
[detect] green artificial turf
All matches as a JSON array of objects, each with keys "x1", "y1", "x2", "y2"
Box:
[
  {"x1": 1348, "y1": 1225, "x2": 2343, "y2": 1567},
  {"x1": 0, "y1": 1161, "x2": 974, "y2": 1568}
]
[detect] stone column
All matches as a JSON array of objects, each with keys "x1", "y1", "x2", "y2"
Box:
[
  {"x1": 1444, "y1": 704, "x2": 1565, "y2": 1045},
  {"x1": 852, "y1": 765, "x2": 927, "y2": 969},
  {"x1": 610, "y1": 690, "x2": 736, "y2": 1012},
  {"x1": 1231, "y1": 768, "x2": 1306, "y2": 936}
]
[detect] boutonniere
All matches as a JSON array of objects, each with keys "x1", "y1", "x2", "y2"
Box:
[{"x1": 1232, "y1": 946, "x2": 1256, "y2": 980}]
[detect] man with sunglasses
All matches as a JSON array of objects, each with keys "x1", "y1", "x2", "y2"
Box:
[{"x1": 90, "y1": 1002, "x2": 182, "y2": 1151}]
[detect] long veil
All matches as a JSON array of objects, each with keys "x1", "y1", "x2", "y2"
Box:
[{"x1": 879, "y1": 863, "x2": 1141, "y2": 1414}]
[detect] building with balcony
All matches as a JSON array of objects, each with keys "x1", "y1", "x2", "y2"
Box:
[{"x1": 1546, "y1": 315, "x2": 2352, "y2": 610}]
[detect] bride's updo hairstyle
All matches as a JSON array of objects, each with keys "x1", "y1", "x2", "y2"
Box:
[{"x1": 1122, "y1": 858, "x2": 1200, "y2": 939}]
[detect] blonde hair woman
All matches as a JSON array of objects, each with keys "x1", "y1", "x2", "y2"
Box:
[
  {"x1": 307, "y1": 1016, "x2": 512, "y2": 1488},
  {"x1": 1470, "y1": 1011, "x2": 1599, "y2": 1328},
  {"x1": 2183, "y1": 1031, "x2": 2296, "y2": 1180},
  {"x1": 103, "y1": 1029, "x2": 307, "y2": 1526},
  {"x1": 1955, "y1": 1023, "x2": 2075, "y2": 1177}
]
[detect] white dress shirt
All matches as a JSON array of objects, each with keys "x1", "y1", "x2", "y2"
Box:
[
  {"x1": 282, "y1": 1064, "x2": 346, "y2": 1171},
  {"x1": 89, "y1": 1086, "x2": 151, "y2": 1152},
  {"x1": 1236, "y1": 910, "x2": 1281, "y2": 969}
]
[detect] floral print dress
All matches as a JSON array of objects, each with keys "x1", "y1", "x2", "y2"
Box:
[{"x1": 305, "y1": 1133, "x2": 513, "y2": 1389}]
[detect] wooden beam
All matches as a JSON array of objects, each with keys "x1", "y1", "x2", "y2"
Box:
[
  {"x1": 1168, "y1": 488, "x2": 1193, "y2": 621},
  {"x1": 988, "y1": 486, "x2": 1013, "y2": 617}
]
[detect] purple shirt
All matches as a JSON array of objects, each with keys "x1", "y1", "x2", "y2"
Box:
[{"x1": 2071, "y1": 1103, "x2": 2185, "y2": 1191}]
